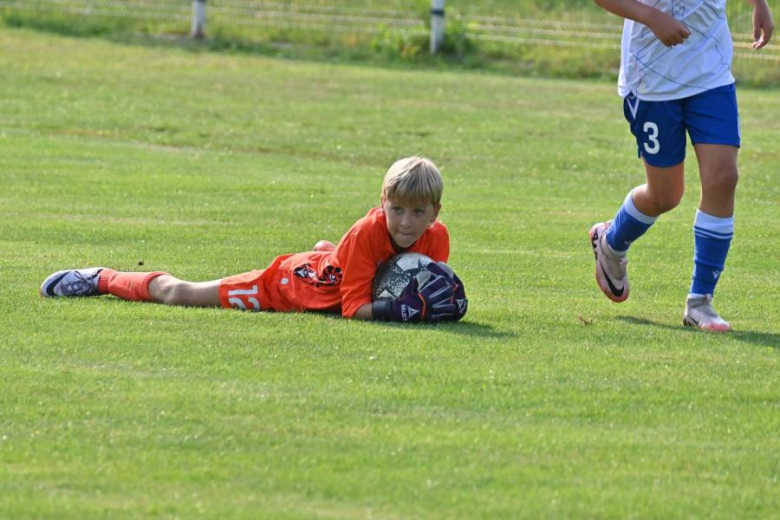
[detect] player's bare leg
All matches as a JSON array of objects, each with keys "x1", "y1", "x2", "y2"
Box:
[
  {"x1": 695, "y1": 144, "x2": 738, "y2": 217},
  {"x1": 683, "y1": 144, "x2": 738, "y2": 331},
  {"x1": 632, "y1": 159, "x2": 685, "y2": 217},
  {"x1": 590, "y1": 160, "x2": 684, "y2": 302},
  {"x1": 148, "y1": 275, "x2": 222, "y2": 307}
]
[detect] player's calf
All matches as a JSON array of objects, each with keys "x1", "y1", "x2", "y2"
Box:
[{"x1": 148, "y1": 276, "x2": 221, "y2": 307}]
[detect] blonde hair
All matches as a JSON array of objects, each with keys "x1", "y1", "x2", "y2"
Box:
[{"x1": 381, "y1": 156, "x2": 443, "y2": 206}]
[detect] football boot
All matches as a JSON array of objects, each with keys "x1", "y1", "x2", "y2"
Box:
[
  {"x1": 40, "y1": 267, "x2": 104, "y2": 298},
  {"x1": 589, "y1": 221, "x2": 629, "y2": 302},
  {"x1": 683, "y1": 294, "x2": 731, "y2": 332}
]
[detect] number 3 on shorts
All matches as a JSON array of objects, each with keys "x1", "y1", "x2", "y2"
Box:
[{"x1": 643, "y1": 122, "x2": 660, "y2": 155}]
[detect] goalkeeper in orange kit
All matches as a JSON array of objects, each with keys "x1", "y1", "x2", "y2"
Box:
[{"x1": 41, "y1": 156, "x2": 468, "y2": 323}]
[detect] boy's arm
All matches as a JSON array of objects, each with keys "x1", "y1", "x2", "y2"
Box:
[
  {"x1": 592, "y1": 0, "x2": 691, "y2": 46},
  {"x1": 747, "y1": 0, "x2": 774, "y2": 49},
  {"x1": 353, "y1": 303, "x2": 373, "y2": 320},
  {"x1": 337, "y1": 226, "x2": 384, "y2": 319}
]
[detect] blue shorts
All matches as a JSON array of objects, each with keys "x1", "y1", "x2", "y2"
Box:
[{"x1": 623, "y1": 83, "x2": 740, "y2": 168}]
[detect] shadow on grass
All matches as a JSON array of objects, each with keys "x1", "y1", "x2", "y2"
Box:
[
  {"x1": 617, "y1": 316, "x2": 780, "y2": 349},
  {"x1": 66, "y1": 299, "x2": 514, "y2": 339},
  {"x1": 319, "y1": 313, "x2": 516, "y2": 340},
  {"x1": 422, "y1": 320, "x2": 516, "y2": 340}
]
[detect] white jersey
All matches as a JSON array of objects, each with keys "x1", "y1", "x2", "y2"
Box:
[{"x1": 618, "y1": 0, "x2": 735, "y2": 101}]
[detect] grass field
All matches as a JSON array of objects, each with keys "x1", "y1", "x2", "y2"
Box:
[
  {"x1": 3, "y1": 0, "x2": 777, "y2": 87},
  {"x1": 1, "y1": 27, "x2": 778, "y2": 518}
]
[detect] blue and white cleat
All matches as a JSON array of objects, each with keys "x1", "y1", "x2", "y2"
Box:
[{"x1": 40, "y1": 268, "x2": 104, "y2": 298}]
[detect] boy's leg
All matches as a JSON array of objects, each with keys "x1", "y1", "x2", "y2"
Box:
[
  {"x1": 601, "y1": 160, "x2": 684, "y2": 256},
  {"x1": 681, "y1": 84, "x2": 740, "y2": 332},
  {"x1": 683, "y1": 144, "x2": 738, "y2": 332},
  {"x1": 147, "y1": 275, "x2": 222, "y2": 307},
  {"x1": 631, "y1": 160, "x2": 686, "y2": 218},
  {"x1": 694, "y1": 143, "x2": 738, "y2": 218},
  {"x1": 98, "y1": 269, "x2": 168, "y2": 302},
  {"x1": 590, "y1": 162, "x2": 682, "y2": 302},
  {"x1": 100, "y1": 269, "x2": 221, "y2": 307},
  {"x1": 42, "y1": 268, "x2": 221, "y2": 307},
  {"x1": 591, "y1": 93, "x2": 686, "y2": 302}
]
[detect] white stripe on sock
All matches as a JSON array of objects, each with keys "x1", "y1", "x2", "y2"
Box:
[
  {"x1": 625, "y1": 189, "x2": 657, "y2": 225},
  {"x1": 694, "y1": 210, "x2": 734, "y2": 236}
]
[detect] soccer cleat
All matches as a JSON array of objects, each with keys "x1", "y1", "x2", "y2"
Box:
[
  {"x1": 40, "y1": 267, "x2": 104, "y2": 298},
  {"x1": 589, "y1": 221, "x2": 629, "y2": 302},
  {"x1": 683, "y1": 294, "x2": 731, "y2": 332}
]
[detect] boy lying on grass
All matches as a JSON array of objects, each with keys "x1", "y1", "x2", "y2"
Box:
[{"x1": 41, "y1": 156, "x2": 468, "y2": 323}]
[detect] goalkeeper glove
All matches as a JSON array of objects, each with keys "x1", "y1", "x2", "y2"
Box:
[
  {"x1": 424, "y1": 263, "x2": 468, "y2": 322},
  {"x1": 372, "y1": 271, "x2": 455, "y2": 323}
]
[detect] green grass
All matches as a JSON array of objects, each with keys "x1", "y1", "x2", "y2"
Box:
[
  {"x1": 1, "y1": 28, "x2": 778, "y2": 518},
  {"x1": 2, "y1": 0, "x2": 777, "y2": 87}
]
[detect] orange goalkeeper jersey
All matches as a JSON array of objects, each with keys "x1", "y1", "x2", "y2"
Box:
[{"x1": 218, "y1": 207, "x2": 450, "y2": 317}]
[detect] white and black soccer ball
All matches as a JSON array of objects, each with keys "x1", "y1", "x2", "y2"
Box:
[{"x1": 372, "y1": 253, "x2": 455, "y2": 300}]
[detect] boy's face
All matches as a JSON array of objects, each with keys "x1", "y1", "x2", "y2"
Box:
[{"x1": 381, "y1": 196, "x2": 441, "y2": 249}]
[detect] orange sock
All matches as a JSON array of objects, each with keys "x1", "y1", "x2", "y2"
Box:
[{"x1": 98, "y1": 269, "x2": 168, "y2": 302}]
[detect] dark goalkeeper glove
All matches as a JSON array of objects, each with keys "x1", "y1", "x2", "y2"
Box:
[
  {"x1": 450, "y1": 271, "x2": 468, "y2": 321},
  {"x1": 425, "y1": 263, "x2": 468, "y2": 322},
  {"x1": 372, "y1": 271, "x2": 455, "y2": 323}
]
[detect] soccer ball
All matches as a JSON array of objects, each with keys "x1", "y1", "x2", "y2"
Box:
[
  {"x1": 372, "y1": 253, "x2": 453, "y2": 300},
  {"x1": 372, "y1": 253, "x2": 433, "y2": 300}
]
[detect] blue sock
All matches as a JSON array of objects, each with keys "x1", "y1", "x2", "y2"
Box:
[
  {"x1": 606, "y1": 189, "x2": 657, "y2": 253},
  {"x1": 690, "y1": 210, "x2": 733, "y2": 297}
]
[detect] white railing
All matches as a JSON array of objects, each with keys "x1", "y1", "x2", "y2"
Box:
[{"x1": 0, "y1": 0, "x2": 777, "y2": 61}]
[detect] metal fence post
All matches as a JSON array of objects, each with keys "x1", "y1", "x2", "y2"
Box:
[
  {"x1": 191, "y1": 0, "x2": 207, "y2": 39},
  {"x1": 430, "y1": 0, "x2": 445, "y2": 54}
]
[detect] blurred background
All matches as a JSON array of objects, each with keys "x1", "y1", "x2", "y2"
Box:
[{"x1": 2, "y1": 0, "x2": 777, "y2": 86}]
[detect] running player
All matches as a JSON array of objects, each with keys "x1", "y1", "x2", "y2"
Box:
[{"x1": 589, "y1": 0, "x2": 773, "y2": 331}]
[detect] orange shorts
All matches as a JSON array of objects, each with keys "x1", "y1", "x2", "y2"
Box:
[{"x1": 218, "y1": 252, "x2": 342, "y2": 313}]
